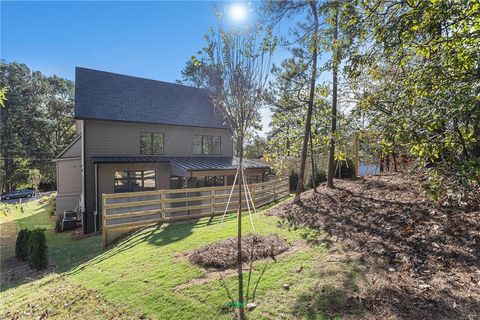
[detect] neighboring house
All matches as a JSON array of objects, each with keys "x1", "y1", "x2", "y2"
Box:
[{"x1": 54, "y1": 68, "x2": 270, "y2": 234}]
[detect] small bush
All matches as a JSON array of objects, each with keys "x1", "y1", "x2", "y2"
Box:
[
  {"x1": 289, "y1": 171, "x2": 299, "y2": 192},
  {"x1": 27, "y1": 229, "x2": 48, "y2": 270},
  {"x1": 307, "y1": 170, "x2": 326, "y2": 189},
  {"x1": 48, "y1": 193, "x2": 57, "y2": 208},
  {"x1": 15, "y1": 229, "x2": 31, "y2": 261}
]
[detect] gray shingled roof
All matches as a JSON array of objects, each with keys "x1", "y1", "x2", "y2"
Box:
[
  {"x1": 75, "y1": 67, "x2": 227, "y2": 129},
  {"x1": 91, "y1": 156, "x2": 269, "y2": 171}
]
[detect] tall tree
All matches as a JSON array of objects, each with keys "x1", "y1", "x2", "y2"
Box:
[
  {"x1": 191, "y1": 15, "x2": 276, "y2": 319},
  {"x1": 264, "y1": 0, "x2": 321, "y2": 203},
  {"x1": 326, "y1": 0, "x2": 339, "y2": 187},
  {"x1": 347, "y1": 0, "x2": 480, "y2": 201},
  {"x1": 0, "y1": 62, "x2": 75, "y2": 192}
]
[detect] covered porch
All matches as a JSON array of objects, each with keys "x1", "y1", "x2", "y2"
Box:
[{"x1": 90, "y1": 156, "x2": 271, "y2": 224}]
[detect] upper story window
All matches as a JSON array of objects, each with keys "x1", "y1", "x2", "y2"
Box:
[
  {"x1": 193, "y1": 135, "x2": 221, "y2": 155},
  {"x1": 114, "y1": 170, "x2": 156, "y2": 193},
  {"x1": 141, "y1": 132, "x2": 164, "y2": 155}
]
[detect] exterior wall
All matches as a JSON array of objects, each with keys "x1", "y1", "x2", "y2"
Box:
[
  {"x1": 83, "y1": 119, "x2": 234, "y2": 232},
  {"x1": 55, "y1": 158, "x2": 82, "y2": 216},
  {"x1": 60, "y1": 137, "x2": 81, "y2": 158},
  {"x1": 96, "y1": 162, "x2": 171, "y2": 213},
  {"x1": 57, "y1": 194, "x2": 81, "y2": 217},
  {"x1": 84, "y1": 119, "x2": 233, "y2": 158}
]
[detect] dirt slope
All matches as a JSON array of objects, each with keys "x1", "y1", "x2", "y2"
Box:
[{"x1": 268, "y1": 173, "x2": 480, "y2": 320}]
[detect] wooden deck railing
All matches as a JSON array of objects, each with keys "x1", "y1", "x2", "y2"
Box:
[{"x1": 102, "y1": 178, "x2": 289, "y2": 246}]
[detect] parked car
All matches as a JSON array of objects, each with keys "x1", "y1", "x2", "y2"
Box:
[{"x1": 1, "y1": 189, "x2": 35, "y2": 200}]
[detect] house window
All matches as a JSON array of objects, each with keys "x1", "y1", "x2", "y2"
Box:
[
  {"x1": 170, "y1": 176, "x2": 187, "y2": 189},
  {"x1": 193, "y1": 135, "x2": 221, "y2": 155},
  {"x1": 141, "y1": 132, "x2": 164, "y2": 155},
  {"x1": 196, "y1": 176, "x2": 225, "y2": 187},
  {"x1": 114, "y1": 170, "x2": 156, "y2": 193}
]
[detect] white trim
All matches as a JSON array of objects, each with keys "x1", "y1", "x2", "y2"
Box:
[
  {"x1": 52, "y1": 156, "x2": 81, "y2": 162},
  {"x1": 54, "y1": 135, "x2": 81, "y2": 159}
]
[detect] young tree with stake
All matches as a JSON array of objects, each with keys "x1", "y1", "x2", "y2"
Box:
[{"x1": 201, "y1": 14, "x2": 276, "y2": 319}]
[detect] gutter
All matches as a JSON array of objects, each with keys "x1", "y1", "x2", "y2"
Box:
[{"x1": 94, "y1": 163, "x2": 98, "y2": 233}]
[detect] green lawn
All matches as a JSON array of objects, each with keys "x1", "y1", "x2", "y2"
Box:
[
  {"x1": 1, "y1": 198, "x2": 368, "y2": 319},
  {"x1": 0, "y1": 199, "x2": 102, "y2": 284}
]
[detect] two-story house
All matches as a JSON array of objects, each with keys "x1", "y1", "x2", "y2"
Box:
[{"x1": 54, "y1": 68, "x2": 269, "y2": 234}]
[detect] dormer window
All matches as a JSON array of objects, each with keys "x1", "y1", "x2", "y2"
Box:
[
  {"x1": 193, "y1": 135, "x2": 221, "y2": 155},
  {"x1": 140, "y1": 132, "x2": 164, "y2": 155}
]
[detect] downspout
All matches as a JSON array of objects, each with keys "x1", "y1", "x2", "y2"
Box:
[
  {"x1": 81, "y1": 120, "x2": 85, "y2": 210},
  {"x1": 94, "y1": 163, "x2": 98, "y2": 233},
  {"x1": 80, "y1": 120, "x2": 87, "y2": 232}
]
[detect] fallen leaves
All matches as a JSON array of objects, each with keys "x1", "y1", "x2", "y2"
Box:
[
  {"x1": 268, "y1": 173, "x2": 480, "y2": 319},
  {"x1": 189, "y1": 234, "x2": 290, "y2": 269}
]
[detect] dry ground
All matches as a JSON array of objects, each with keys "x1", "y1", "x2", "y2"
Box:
[
  {"x1": 268, "y1": 173, "x2": 480, "y2": 320},
  {"x1": 189, "y1": 234, "x2": 291, "y2": 269}
]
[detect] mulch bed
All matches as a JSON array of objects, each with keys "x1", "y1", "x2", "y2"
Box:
[
  {"x1": 189, "y1": 234, "x2": 290, "y2": 269},
  {"x1": 268, "y1": 173, "x2": 480, "y2": 320}
]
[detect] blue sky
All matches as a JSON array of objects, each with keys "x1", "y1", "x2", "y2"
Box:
[{"x1": 1, "y1": 1, "x2": 323, "y2": 135}]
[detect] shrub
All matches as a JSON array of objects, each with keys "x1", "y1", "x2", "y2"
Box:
[
  {"x1": 15, "y1": 229, "x2": 31, "y2": 261},
  {"x1": 27, "y1": 229, "x2": 48, "y2": 270},
  {"x1": 289, "y1": 170, "x2": 299, "y2": 192},
  {"x1": 307, "y1": 170, "x2": 326, "y2": 189}
]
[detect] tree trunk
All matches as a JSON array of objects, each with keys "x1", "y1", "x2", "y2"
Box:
[
  {"x1": 327, "y1": 1, "x2": 339, "y2": 188},
  {"x1": 472, "y1": 64, "x2": 480, "y2": 158},
  {"x1": 294, "y1": 1, "x2": 319, "y2": 204},
  {"x1": 237, "y1": 136, "x2": 245, "y2": 320},
  {"x1": 309, "y1": 130, "x2": 317, "y2": 192},
  {"x1": 393, "y1": 151, "x2": 398, "y2": 172}
]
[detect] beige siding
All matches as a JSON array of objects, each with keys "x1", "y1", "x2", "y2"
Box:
[
  {"x1": 85, "y1": 119, "x2": 233, "y2": 157},
  {"x1": 84, "y1": 119, "x2": 233, "y2": 212},
  {"x1": 59, "y1": 137, "x2": 81, "y2": 158},
  {"x1": 57, "y1": 195, "x2": 81, "y2": 216},
  {"x1": 57, "y1": 158, "x2": 82, "y2": 194},
  {"x1": 56, "y1": 158, "x2": 82, "y2": 215}
]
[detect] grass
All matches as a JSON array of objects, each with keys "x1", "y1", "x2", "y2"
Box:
[
  {"x1": 1, "y1": 197, "x2": 368, "y2": 319},
  {"x1": 0, "y1": 199, "x2": 101, "y2": 285}
]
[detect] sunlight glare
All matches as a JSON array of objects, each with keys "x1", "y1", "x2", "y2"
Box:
[{"x1": 229, "y1": 3, "x2": 248, "y2": 22}]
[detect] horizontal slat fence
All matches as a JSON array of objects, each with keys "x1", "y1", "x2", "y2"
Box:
[{"x1": 102, "y1": 178, "x2": 289, "y2": 246}]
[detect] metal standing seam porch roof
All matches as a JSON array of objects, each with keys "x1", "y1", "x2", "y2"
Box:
[{"x1": 91, "y1": 156, "x2": 270, "y2": 172}]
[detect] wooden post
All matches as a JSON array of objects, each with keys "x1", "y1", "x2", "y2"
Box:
[
  {"x1": 251, "y1": 184, "x2": 256, "y2": 207},
  {"x1": 353, "y1": 132, "x2": 359, "y2": 178},
  {"x1": 160, "y1": 190, "x2": 165, "y2": 219},
  {"x1": 102, "y1": 195, "x2": 107, "y2": 248},
  {"x1": 211, "y1": 189, "x2": 215, "y2": 214}
]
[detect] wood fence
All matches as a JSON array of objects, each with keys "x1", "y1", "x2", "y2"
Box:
[{"x1": 102, "y1": 178, "x2": 289, "y2": 246}]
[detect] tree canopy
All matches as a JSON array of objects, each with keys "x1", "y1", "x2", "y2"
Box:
[{"x1": 0, "y1": 62, "x2": 75, "y2": 193}]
